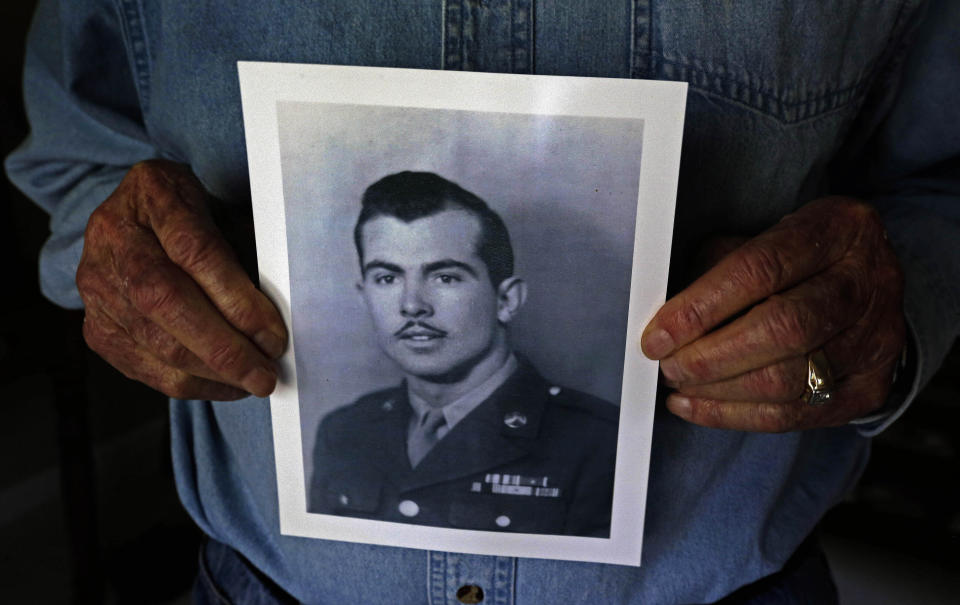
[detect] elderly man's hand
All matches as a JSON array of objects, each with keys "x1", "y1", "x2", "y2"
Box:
[
  {"x1": 76, "y1": 160, "x2": 287, "y2": 400},
  {"x1": 641, "y1": 197, "x2": 905, "y2": 432}
]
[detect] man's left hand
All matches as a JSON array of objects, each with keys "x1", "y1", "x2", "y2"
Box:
[{"x1": 641, "y1": 197, "x2": 906, "y2": 432}]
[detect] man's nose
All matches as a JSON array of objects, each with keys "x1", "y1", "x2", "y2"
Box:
[{"x1": 400, "y1": 281, "x2": 432, "y2": 317}]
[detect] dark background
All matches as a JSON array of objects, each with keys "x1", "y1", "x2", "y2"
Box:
[
  {"x1": 0, "y1": 2, "x2": 957, "y2": 603},
  {"x1": 0, "y1": 3, "x2": 198, "y2": 603}
]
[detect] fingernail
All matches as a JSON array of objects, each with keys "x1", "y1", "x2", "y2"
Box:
[
  {"x1": 667, "y1": 395, "x2": 691, "y2": 419},
  {"x1": 242, "y1": 366, "x2": 277, "y2": 398},
  {"x1": 642, "y1": 328, "x2": 675, "y2": 359},
  {"x1": 660, "y1": 357, "x2": 682, "y2": 382},
  {"x1": 254, "y1": 329, "x2": 285, "y2": 359}
]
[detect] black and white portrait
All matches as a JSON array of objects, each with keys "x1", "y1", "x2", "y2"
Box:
[
  {"x1": 280, "y1": 102, "x2": 641, "y2": 538},
  {"x1": 241, "y1": 63, "x2": 684, "y2": 564}
]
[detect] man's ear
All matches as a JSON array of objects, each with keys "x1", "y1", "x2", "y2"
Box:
[{"x1": 496, "y1": 276, "x2": 527, "y2": 323}]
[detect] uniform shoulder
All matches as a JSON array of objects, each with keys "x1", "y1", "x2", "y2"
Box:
[{"x1": 542, "y1": 383, "x2": 620, "y2": 424}]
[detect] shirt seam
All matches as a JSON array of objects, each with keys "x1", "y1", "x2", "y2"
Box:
[
  {"x1": 527, "y1": 0, "x2": 536, "y2": 73},
  {"x1": 637, "y1": 0, "x2": 920, "y2": 124},
  {"x1": 113, "y1": 0, "x2": 152, "y2": 114},
  {"x1": 440, "y1": 0, "x2": 447, "y2": 69},
  {"x1": 687, "y1": 80, "x2": 872, "y2": 127},
  {"x1": 510, "y1": 0, "x2": 534, "y2": 74},
  {"x1": 644, "y1": 51, "x2": 875, "y2": 124},
  {"x1": 630, "y1": 0, "x2": 651, "y2": 79},
  {"x1": 428, "y1": 550, "x2": 446, "y2": 604}
]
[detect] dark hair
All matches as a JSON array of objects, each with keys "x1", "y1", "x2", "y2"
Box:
[{"x1": 354, "y1": 171, "x2": 514, "y2": 288}]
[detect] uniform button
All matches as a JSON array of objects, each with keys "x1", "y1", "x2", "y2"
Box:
[
  {"x1": 456, "y1": 584, "x2": 484, "y2": 603},
  {"x1": 549, "y1": 385, "x2": 561, "y2": 396},
  {"x1": 398, "y1": 500, "x2": 420, "y2": 517},
  {"x1": 382, "y1": 399, "x2": 395, "y2": 412},
  {"x1": 495, "y1": 515, "x2": 511, "y2": 528},
  {"x1": 338, "y1": 494, "x2": 350, "y2": 507}
]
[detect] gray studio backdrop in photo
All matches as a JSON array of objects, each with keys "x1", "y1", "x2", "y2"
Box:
[{"x1": 276, "y1": 102, "x2": 644, "y2": 479}]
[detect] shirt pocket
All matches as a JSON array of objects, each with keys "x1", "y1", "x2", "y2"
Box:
[{"x1": 646, "y1": 0, "x2": 921, "y2": 123}]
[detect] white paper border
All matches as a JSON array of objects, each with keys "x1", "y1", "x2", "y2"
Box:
[{"x1": 239, "y1": 62, "x2": 686, "y2": 566}]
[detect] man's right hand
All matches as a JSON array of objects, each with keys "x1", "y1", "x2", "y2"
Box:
[{"x1": 76, "y1": 160, "x2": 287, "y2": 400}]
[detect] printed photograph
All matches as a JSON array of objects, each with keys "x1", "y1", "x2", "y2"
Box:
[
  {"x1": 278, "y1": 102, "x2": 644, "y2": 538},
  {"x1": 240, "y1": 62, "x2": 686, "y2": 564}
]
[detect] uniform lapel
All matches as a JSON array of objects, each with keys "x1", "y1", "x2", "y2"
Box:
[
  {"x1": 362, "y1": 387, "x2": 416, "y2": 480},
  {"x1": 396, "y1": 360, "x2": 550, "y2": 493}
]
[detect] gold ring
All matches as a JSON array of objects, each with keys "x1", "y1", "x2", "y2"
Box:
[{"x1": 803, "y1": 349, "x2": 834, "y2": 406}]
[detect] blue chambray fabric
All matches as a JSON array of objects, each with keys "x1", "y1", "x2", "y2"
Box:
[{"x1": 6, "y1": 1, "x2": 959, "y2": 603}]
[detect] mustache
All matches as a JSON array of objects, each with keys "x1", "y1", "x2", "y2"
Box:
[{"x1": 394, "y1": 321, "x2": 448, "y2": 337}]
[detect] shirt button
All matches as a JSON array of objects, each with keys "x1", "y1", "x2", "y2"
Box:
[
  {"x1": 495, "y1": 515, "x2": 511, "y2": 528},
  {"x1": 456, "y1": 584, "x2": 484, "y2": 603},
  {"x1": 338, "y1": 494, "x2": 350, "y2": 507},
  {"x1": 398, "y1": 499, "x2": 420, "y2": 517},
  {"x1": 549, "y1": 385, "x2": 562, "y2": 396}
]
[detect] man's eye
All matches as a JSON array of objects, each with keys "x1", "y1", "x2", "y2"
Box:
[
  {"x1": 374, "y1": 274, "x2": 397, "y2": 285},
  {"x1": 435, "y1": 274, "x2": 461, "y2": 284}
]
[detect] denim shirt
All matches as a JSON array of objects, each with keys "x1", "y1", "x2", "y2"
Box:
[{"x1": 7, "y1": 1, "x2": 960, "y2": 603}]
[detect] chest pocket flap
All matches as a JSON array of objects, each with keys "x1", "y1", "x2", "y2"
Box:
[
  {"x1": 448, "y1": 494, "x2": 569, "y2": 534},
  {"x1": 318, "y1": 470, "x2": 382, "y2": 514}
]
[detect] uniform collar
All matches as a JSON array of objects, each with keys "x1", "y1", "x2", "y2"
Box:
[
  {"x1": 407, "y1": 354, "x2": 519, "y2": 437},
  {"x1": 390, "y1": 356, "x2": 554, "y2": 489}
]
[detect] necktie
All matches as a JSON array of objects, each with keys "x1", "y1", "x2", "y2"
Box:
[{"x1": 407, "y1": 408, "x2": 447, "y2": 468}]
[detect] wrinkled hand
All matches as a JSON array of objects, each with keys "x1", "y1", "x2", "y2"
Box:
[
  {"x1": 641, "y1": 197, "x2": 905, "y2": 432},
  {"x1": 77, "y1": 160, "x2": 287, "y2": 400}
]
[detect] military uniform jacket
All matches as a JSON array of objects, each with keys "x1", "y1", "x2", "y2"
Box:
[{"x1": 309, "y1": 361, "x2": 619, "y2": 537}]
